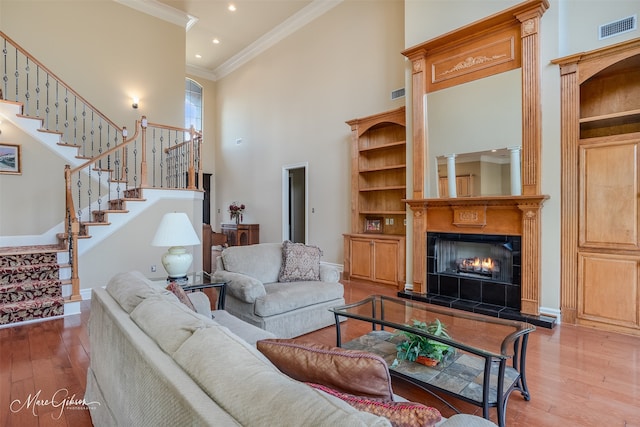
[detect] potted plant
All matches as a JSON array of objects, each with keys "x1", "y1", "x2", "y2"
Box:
[{"x1": 395, "y1": 319, "x2": 455, "y2": 367}]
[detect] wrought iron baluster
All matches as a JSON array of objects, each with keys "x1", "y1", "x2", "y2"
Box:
[
  {"x1": 35, "y1": 65, "x2": 40, "y2": 117},
  {"x1": 24, "y1": 57, "x2": 30, "y2": 114},
  {"x1": 13, "y1": 44, "x2": 18, "y2": 102},
  {"x1": 2, "y1": 39, "x2": 8, "y2": 99}
]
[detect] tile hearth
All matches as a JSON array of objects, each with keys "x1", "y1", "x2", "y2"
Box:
[{"x1": 397, "y1": 290, "x2": 556, "y2": 329}]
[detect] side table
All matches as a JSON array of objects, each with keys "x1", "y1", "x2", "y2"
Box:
[{"x1": 165, "y1": 272, "x2": 226, "y2": 310}]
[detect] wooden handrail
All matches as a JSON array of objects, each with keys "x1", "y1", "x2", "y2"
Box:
[{"x1": 70, "y1": 121, "x2": 141, "y2": 175}]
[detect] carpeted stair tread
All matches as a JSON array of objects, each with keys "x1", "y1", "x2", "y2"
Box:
[
  {"x1": 0, "y1": 251, "x2": 58, "y2": 267},
  {"x1": 0, "y1": 296, "x2": 64, "y2": 324},
  {"x1": 0, "y1": 263, "x2": 60, "y2": 284},
  {"x1": 0, "y1": 279, "x2": 62, "y2": 303}
]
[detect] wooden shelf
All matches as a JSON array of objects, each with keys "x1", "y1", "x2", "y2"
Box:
[
  {"x1": 580, "y1": 108, "x2": 640, "y2": 124},
  {"x1": 359, "y1": 140, "x2": 406, "y2": 153},
  {"x1": 360, "y1": 185, "x2": 406, "y2": 192},
  {"x1": 360, "y1": 210, "x2": 406, "y2": 215},
  {"x1": 359, "y1": 164, "x2": 406, "y2": 173}
]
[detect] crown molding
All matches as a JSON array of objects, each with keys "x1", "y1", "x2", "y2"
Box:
[
  {"x1": 213, "y1": 0, "x2": 342, "y2": 80},
  {"x1": 114, "y1": 0, "x2": 198, "y2": 30},
  {"x1": 186, "y1": 64, "x2": 218, "y2": 82}
]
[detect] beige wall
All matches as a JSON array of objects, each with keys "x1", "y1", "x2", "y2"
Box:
[
  {"x1": 213, "y1": 0, "x2": 406, "y2": 263},
  {"x1": 0, "y1": 121, "x2": 66, "y2": 234},
  {"x1": 404, "y1": 0, "x2": 639, "y2": 311}
]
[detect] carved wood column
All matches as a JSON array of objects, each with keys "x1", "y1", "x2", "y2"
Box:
[
  {"x1": 516, "y1": 5, "x2": 547, "y2": 196},
  {"x1": 411, "y1": 206, "x2": 426, "y2": 293},
  {"x1": 407, "y1": 53, "x2": 426, "y2": 200},
  {"x1": 518, "y1": 202, "x2": 544, "y2": 315},
  {"x1": 557, "y1": 63, "x2": 580, "y2": 323}
]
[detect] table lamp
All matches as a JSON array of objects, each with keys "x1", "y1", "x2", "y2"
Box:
[{"x1": 151, "y1": 212, "x2": 200, "y2": 282}]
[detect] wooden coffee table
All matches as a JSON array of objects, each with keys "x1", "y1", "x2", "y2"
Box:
[{"x1": 330, "y1": 295, "x2": 535, "y2": 427}]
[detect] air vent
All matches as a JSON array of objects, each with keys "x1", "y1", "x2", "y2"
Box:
[
  {"x1": 391, "y1": 88, "x2": 405, "y2": 100},
  {"x1": 599, "y1": 15, "x2": 637, "y2": 40}
]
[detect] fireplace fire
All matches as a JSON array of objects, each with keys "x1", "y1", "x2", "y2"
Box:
[
  {"x1": 436, "y1": 238, "x2": 512, "y2": 283},
  {"x1": 456, "y1": 256, "x2": 498, "y2": 276},
  {"x1": 424, "y1": 232, "x2": 522, "y2": 313}
]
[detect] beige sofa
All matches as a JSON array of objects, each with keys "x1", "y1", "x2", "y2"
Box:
[
  {"x1": 212, "y1": 242, "x2": 345, "y2": 337},
  {"x1": 85, "y1": 271, "x2": 496, "y2": 427}
]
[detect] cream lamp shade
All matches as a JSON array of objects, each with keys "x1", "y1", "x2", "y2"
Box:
[{"x1": 151, "y1": 212, "x2": 200, "y2": 280}]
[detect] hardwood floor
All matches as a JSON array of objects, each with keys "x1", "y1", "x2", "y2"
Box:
[{"x1": 1, "y1": 278, "x2": 639, "y2": 426}]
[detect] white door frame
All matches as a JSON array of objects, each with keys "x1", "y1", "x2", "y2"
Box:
[{"x1": 281, "y1": 162, "x2": 309, "y2": 243}]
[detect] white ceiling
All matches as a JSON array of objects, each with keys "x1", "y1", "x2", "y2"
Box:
[{"x1": 118, "y1": 0, "x2": 341, "y2": 81}]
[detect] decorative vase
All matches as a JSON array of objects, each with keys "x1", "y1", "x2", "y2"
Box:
[
  {"x1": 415, "y1": 356, "x2": 439, "y2": 367},
  {"x1": 235, "y1": 215, "x2": 240, "y2": 225}
]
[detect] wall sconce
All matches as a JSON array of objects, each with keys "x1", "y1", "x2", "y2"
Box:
[{"x1": 132, "y1": 97, "x2": 139, "y2": 109}]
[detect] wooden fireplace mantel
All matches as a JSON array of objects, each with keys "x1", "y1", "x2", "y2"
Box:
[
  {"x1": 401, "y1": 0, "x2": 550, "y2": 316},
  {"x1": 406, "y1": 195, "x2": 548, "y2": 315}
]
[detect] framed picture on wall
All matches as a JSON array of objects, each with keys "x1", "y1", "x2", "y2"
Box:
[
  {"x1": 0, "y1": 143, "x2": 21, "y2": 175},
  {"x1": 364, "y1": 217, "x2": 383, "y2": 234}
]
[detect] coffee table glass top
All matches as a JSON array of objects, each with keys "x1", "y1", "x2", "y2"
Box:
[{"x1": 331, "y1": 295, "x2": 534, "y2": 358}]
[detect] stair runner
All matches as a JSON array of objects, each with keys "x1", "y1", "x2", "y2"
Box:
[{"x1": 0, "y1": 247, "x2": 64, "y2": 325}]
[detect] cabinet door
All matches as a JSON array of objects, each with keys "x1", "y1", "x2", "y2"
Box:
[
  {"x1": 373, "y1": 240, "x2": 399, "y2": 285},
  {"x1": 580, "y1": 141, "x2": 639, "y2": 249},
  {"x1": 350, "y1": 239, "x2": 373, "y2": 280},
  {"x1": 578, "y1": 253, "x2": 639, "y2": 328}
]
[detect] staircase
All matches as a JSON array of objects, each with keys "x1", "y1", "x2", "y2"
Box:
[
  {"x1": 0, "y1": 245, "x2": 69, "y2": 325},
  {"x1": 0, "y1": 31, "x2": 204, "y2": 327}
]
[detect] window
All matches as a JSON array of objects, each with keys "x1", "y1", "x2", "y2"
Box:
[{"x1": 185, "y1": 78, "x2": 203, "y2": 132}]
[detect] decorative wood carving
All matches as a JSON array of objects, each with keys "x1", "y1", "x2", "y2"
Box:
[{"x1": 452, "y1": 206, "x2": 487, "y2": 228}]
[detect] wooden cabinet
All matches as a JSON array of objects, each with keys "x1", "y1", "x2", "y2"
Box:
[
  {"x1": 221, "y1": 223, "x2": 259, "y2": 246},
  {"x1": 555, "y1": 39, "x2": 640, "y2": 335},
  {"x1": 344, "y1": 234, "x2": 405, "y2": 287},
  {"x1": 344, "y1": 107, "x2": 406, "y2": 288}
]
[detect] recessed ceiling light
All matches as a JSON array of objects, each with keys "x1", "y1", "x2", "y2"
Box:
[
  {"x1": 228, "y1": 4, "x2": 236, "y2": 12},
  {"x1": 212, "y1": 38, "x2": 220, "y2": 44},
  {"x1": 195, "y1": 54, "x2": 202, "y2": 59}
]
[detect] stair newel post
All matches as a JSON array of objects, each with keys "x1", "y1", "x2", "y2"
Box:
[
  {"x1": 187, "y1": 125, "x2": 196, "y2": 190},
  {"x1": 64, "y1": 165, "x2": 82, "y2": 302},
  {"x1": 140, "y1": 116, "x2": 148, "y2": 188}
]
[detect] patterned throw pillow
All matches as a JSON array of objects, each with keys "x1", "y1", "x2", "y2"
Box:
[
  {"x1": 166, "y1": 281, "x2": 196, "y2": 311},
  {"x1": 307, "y1": 383, "x2": 442, "y2": 427},
  {"x1": 278, "y1": 240, "x2": 323, "y2": 282},
  {"x1": 257, "y1": 338, "x2": 394, "y2": 400}
]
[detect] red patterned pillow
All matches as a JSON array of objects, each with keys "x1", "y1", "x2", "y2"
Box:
[
  {"x1": 307, "y1": 383, "x2": 442, "y2": 427},
  {"x1": 166, "y1": 282, "x2": 196, "y2": 311}
]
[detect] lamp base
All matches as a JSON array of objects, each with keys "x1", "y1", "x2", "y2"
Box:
[
  {"x1": 161, "y1": 246, "x2": 193, "y2": 280},
  {"x1": 166, "y1": 275, "x2": 188, "y2": 285}
]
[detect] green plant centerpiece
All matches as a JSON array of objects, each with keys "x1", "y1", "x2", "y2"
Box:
[{"x1": 394, "y1": 319, "x2": 455, "y2": 367}]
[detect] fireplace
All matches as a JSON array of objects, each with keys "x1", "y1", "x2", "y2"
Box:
[{"x1": 427, "y1": 232, "x2": 521, "y2": 314}]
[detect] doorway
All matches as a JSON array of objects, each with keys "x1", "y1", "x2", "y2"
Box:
[{"x1": 282, "y1": 163, "x2": 308, "y2": 243}]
